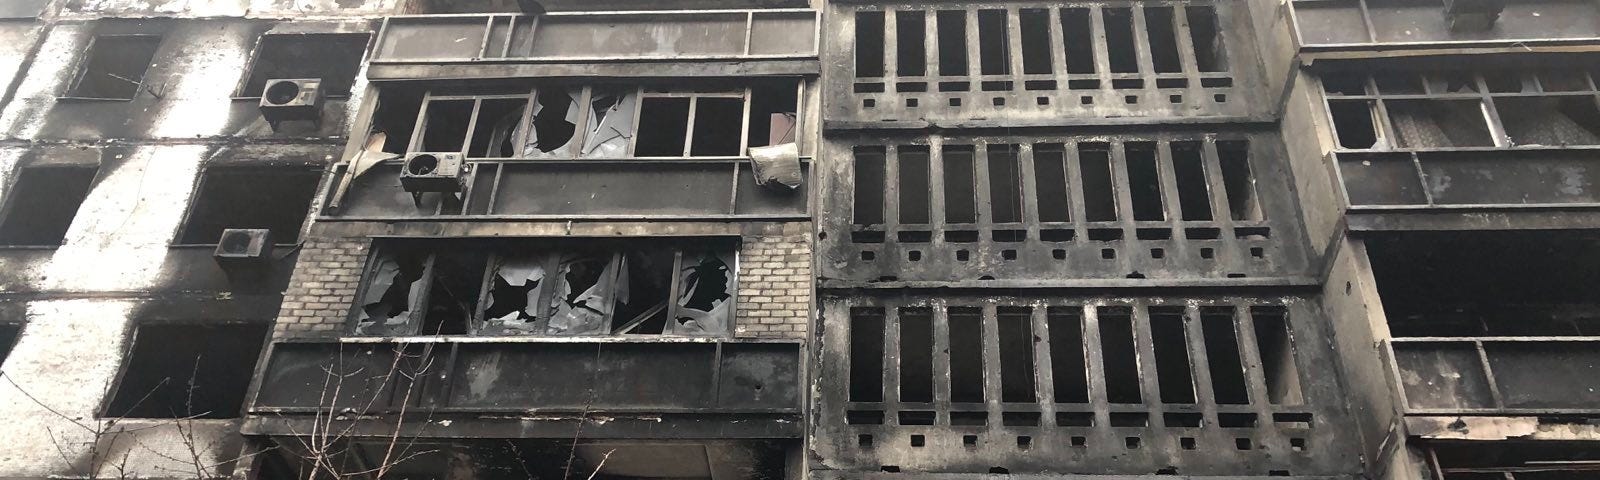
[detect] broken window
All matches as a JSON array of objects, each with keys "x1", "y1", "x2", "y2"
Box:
[
  {"x1": 64, "y1": 34, "x2": 160, "y2": 100},
  {"x1": 0, "y1": 165, "x2": 98, "y2": 247},
  {"x1": 236, "y1": 33, "x2": 368, "y2": 98},
  {"x1": 104, "y1": 323, "x2": 268, "y2": 419},
  {"x1": 1323, "y1": 68, "x2": 1600, "y2": 150},
  {"x1": 178, "y1": 165, "x2": 322, "y2": 245},
  {"x1": 353, "y1": 239, "x2": 736, "y2": 337}
]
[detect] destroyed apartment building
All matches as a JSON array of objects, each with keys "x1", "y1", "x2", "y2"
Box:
[{"x1": 0, "y1": 0, "x2": 1595, "y2": 478}]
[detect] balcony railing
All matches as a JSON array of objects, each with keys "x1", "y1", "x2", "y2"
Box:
[
  {"x1": 1387, "y1": 337, "x2": 1600, "y2": 415},
  {"x1": 249, "y1": 338, "x2": 802, "y2": 414}
]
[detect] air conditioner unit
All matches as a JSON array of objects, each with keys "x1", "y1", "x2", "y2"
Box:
[
  {"x1": 214, "y1": 229, "x2": 273, "y2": 269},
  {"x1": 399, "y1": 152, "x2": 467, "y2": 193},
  {"x1": 259, "y1": 78, "x2": 326, "y2": 130},
  {"x1": 1444, "y1": 0, "x2": 1504, "y2": 31}
]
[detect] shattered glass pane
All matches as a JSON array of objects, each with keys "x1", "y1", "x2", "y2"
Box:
[
  {"x1": 524, "y1": 87, "x2": 580, "y2": 157},
  {"x1": 610, "y1": 249, "x2": 675, "y2": 334},
  {"x1": 355, "y1": 250, "x2": 428, "y2": 335},
  {"x1": 580, "y1": 89, "x2": 638, "y2": 158},
  {"x1": 547, "y1": 252, "x2": 625, "y2": 336},
  {"x1": 481, "y1": 254, "x2": 548, "y2": 335},
  {"x1": 419, "y1": 250, "x2": 487, "y2": 335},
  {"x1": 673, "y1": 249, "x2": 734, "y2": 335}
]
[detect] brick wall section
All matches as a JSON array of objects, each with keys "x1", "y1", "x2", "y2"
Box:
[
  {"x1": 734, "y1": 223, "x2": 813, "y2": 340},
  {"x1": 273, "y1": 237, "x2": 370, "y2": 338}
]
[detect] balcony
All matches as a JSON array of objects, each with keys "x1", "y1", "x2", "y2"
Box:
[
  {"x1": 368, "y1": 9, "x2": 820, "y2": 79},
  {"x1": 1291, "y1": 0, "x2": 1600, "y2": 53},
  {"x1": 1388, "y1": 338, "x2": 1600, "y2": 415}
]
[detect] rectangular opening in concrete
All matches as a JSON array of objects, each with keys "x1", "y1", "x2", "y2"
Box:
[
  {"x1": 238, "y1": 33, "x2": 368, "y2": 98},
  {"x1": 1251, "y1": 306, "x2": 1303, "y2": 405},
  {"x1": 997, "y1": 306, "x2": 1036, "y2": 403},
  {"x1": 948, "y1": 306, "x2": 985, "y2": 403},
  {"x1": 936, "y1": 10, "x2": 969, "y2": 77},
  {"x1": 1078, "y1": 143, "x2": 1119, "y2": 222},
  {"x1": 1102, "y1": 8, "x2": 1139, "y2": 73},
  {"x1": 0, "y1": 323, "x2": 20, "y2": 367},
  {"x1": 855, "y1": 11, "x2": 885, "y2": 78},
  {"x1": 1061, "y1": 8, "x2": 1096, "y2": 74},
  {"x1": 105, "y1": 323, "x2": 268, "y2": 419},
  {"x1": 1216, "y1": 141, "x2": 1261, "y2": 222},
  {"x1": 1329, "y1": 100, "x2": 1380, "y2": 149},
  {"x1": 853, "y1": 146, "x2": 887, "y2": 226},
  {"x1": 1185, "y1": 5, "x2": 1228, "y2": 72},
  {"x1": 0, "y1": 165, "x2": 97, "y2": 247},
  {"x1": 988, "y1": 144, "x2": 1024, "y2": 224},
  {"x1": 66, "y1": 34, "x2": 161, "y2": 100},
  {"x1": 179, "y1": 166, "x2": 321, "y2": 245},
  {"x1": 1098, "y1": 306, "x2": 1142, "y2": 404},
  {"x1": 849, "y1": 307, "x2": 886, "y2": 402},
  {"x1": 896, "y1": 11, "x2": 927, "y2": 77},
  {"x1": 1150, "y1": 307, "x2": 1197, "y2": 404},
  {"x1": 1201, "y1": 307, "x2": 1251, "y2": 405},
  {"x1": 420, "y1": 249, "x2": 488, "y2": 335},
  {"x1": 899, "y1": 146, "x2": 932, "y2": 225},
  {"x1": 1048, "y1": 306, "x2": 1089, "y2": 403},
  {"x1": 977, "y1": 9, "x2": 1010, "y2": 77},
  {"x1": 1125, "y1": 142, "x2": 1166, "y2": 221},
  {"x1": 1170, "y1": 141, "x2": 1214, "y2": 221},
  {"x1": 943, "y1": 145, "x2": 978, "y2": 225},
  {"x1": 1145, "y1": 6, "x2": 1182, "y2": 74},
  {"x1": 1019, "y1": 8, "x2": 1053, "y2": 75},
  {"x1": 900, "y1": 307, "x2": 935, "y2": 403},
  {"x1": 1033, "y1": 143, "x2": 1071, "y2": 223}
]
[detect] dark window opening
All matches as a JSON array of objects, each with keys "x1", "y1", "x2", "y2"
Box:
[
  {"x1": 1098, "y1": 306, "x2": 1142, "y2": 404},
  {"x1": 419, "y1": 250, "x2": 487, "y2": 335},
  {"x1": 1047, "y1": 307, "x2": 1089, "y2": 403},
  {"x1": 1125, "y1": 142, "x2": 1166, "y2": 221},
  {"x1": 899, "y1": 146, "x2": 931, "y2": 225},
  {"x1": 1374, "y1": 73, "x2": 1425, "y2": 94},
  {"x1": 179, "y1": 166, "x2": 321, "y2": 245},
  {"x1": 747, "y1": 79, "x2": 800, "y2": 149},
  {"x1": 900, "y1": 307, "x2": 934, "y2": 403},
  {"x1": 1186, "y1": 6, "x2": 1228, "y2": 72},
  {"x1": 936, "y1": 10, "x2": 969, "y2": 76},
  {"x1": 1102, "y1": 8, "x2": 1139, "y2": 74},
  {"x1": 373, "y1": 88, "x2": 426, "y2": 153},
  {"x1": 1170, "y1": 142, "x2": 1214, "y2": 221},
  {"x1": 987, "y1": 145, "x2": 1024, "y2": 224},
  {"x1": 1320, "y1": 73, "x2": 1368, "y2": 96},
  {"x1": 66, "y1": 35, "x2": 161, "y2": 100},
  {"x1": 1061, "y1": 8, "x2": 1096, "y2": 74},
  {"x1": 1079, "y1": 143, "x2": 1119, "y2": 222},
  {"x1": 976, "y1": 10, "x2": 1010, "y2": 76},
  {"x1": 1201, "y1": 307, "x2": 1251, "y2": 405},
  {"x1": 1033, "y1": 144, "x2": 1071, "y2": 223},
  {"x1": 1385, "y1": 100, "x2": 1495, "y2": 148},
  {"x1": 1019, "y1": 9, "x2": 1053, "y2": 75},
  {"x1": 633, "y1": 97, "x2": 692, "y2": 157},
  {"x1": 853, "y1": 146, "x2": 887, "y2": 225},
  {"x1": 949, "y1": 307, "x2": 985, "y2": 403},
  {"x1": 419, "y1": 99, "x2": 475, "y2": 153},
  {"x1": 1144, "y1": 7, "x2": 1182, "y2": 74},
  {"x1": 467, "y1": 98, "x2": 529, "y2": 158},
  {"x1": 689, "y1": 97, "x2": 745, "y2": 156},
  {"x1": 1329, "y1": 100, "x2": 1380, "y2": 149},
  {"x1": 238, "y1": 33, "x2": 368, "y2": 98},
  {"x1": 528, "y1": 88, "x2": 578, "y2": 155},
  {"x1": 1494, "y1": 97, "x2": 1600, "y2": 147},
  {"x1": 0, "y1": 165, "x2": 97, "y2": 247},
  {"x1": 997, "y1": 306, "x2": 1036, "y2": 403},
  {"x1": 0, "y1": 323, "x2": 20, "y2": 368},
  {"x1": 849, "y1": 307, "x2": 886, "y2": 402},
  {"x1": 896, "y1": 11, "x2": 926, "y2": 77},
  {"x1": 855, "y1": 11, "x2": 886, "y2": 78},
  {"x1": 943, "y1": 146, "x2": 978, "y2": 225},
  {"x1": 1216, "y1": 141, "x2": 1262, "y2": 221},
  {"x1": 1252, "y1": 307, "x2": 1303, "y2": 405},
  {"x1": 1150, "y1": 307, "x2": 1197, "y2": 404},
  {"x1": 105, "y1": 323, "x2": 268, "y2": 419}
]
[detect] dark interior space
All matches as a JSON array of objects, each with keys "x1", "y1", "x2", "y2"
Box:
[
  {"x1": 898, "y1": 146, "x2": 931, "y2": 225},
  {"x1": 179, "y1": 166, "x2": 322, "y2": 245},
  {"x1": 1061, "y1": 8, "x2": 1096, "y2": 74},
  {"x1": 942, "y1": 146, "x2": 977, "y2": 225},
  {"x1": 896, "y1": 11, "x2": 926, "y2": 77},
  {"x1": 1018, "y1": 9, "x2": 1052, "y2": 75},
  {"x1": 976, "y1": 9, "x2": 1010, "y2": 76},
  {"x1": 633, "y1": 97, "x2": 691, "y2": 156},
  {"x1": 689, "y1": 97, "x2": 745, "y2": 156},
  {"x1": 239, "y1": 33, "x2": 368, "y2": 97},
  {"x1": 996, "y1": 306, "x2": 1036, "y2": 403},
  {"x1": 0, "y1": 323, "x2": 20, "y2": 367},
  {"x1": 67, "y1": 34, "x2": 161, "y2": 100},
  {"x1": 262, "y1": 438, "x2": 793, "y2": 480},
  {"x1": 1033, "y1": 144, "x2": 1071, "y2": 223},
  {"x1": 1047, "y1": 307, "x2": 1088, "y2": 403},
  {"x1": 855, "y1": 11, "x2": 885, "y2": 78},
  {"x1": 1200, "y1": 307, "x2": 1251, "y2": 405},
  {"x1": 899, "y1": 307, "x2": 934, "y2": 403},
  {"x1": 1431, "y1": 442, "x2": 1600, "y2": 480},
  {"x1": 1150, "y1": 307, "x2": 1197, "y2": 404},
  {"x1": 1098, "y1": 306, "x2": 1142, "y2": 404},
  {"x1": 849, "y1": 307, "x2": 885, "y2": 402},
  {"x1": 852, "y1": 146, "x2": 886, "y2": 226},
  {"x1": 948, "y1": 307, "x2": 985, "y2": 403},
  {"x1": 105, "y1": 323, "x2": 269, "y2": 419},
  {"x1": 0, "y1": 165, "x2": 98, "y2": 247},
  {"x1": 936, "y1": 10, "x2": 968, "y2": 77},
  {"x1": 987, "y1": 145, "x2": 1024, "y2": 224}
]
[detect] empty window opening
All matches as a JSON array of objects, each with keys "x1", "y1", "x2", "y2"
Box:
[
  {"x1": 896, "y1": 11, "x2": 927, "y2": 77},
  {"x1": 419, "y1": 99, "x2": 475, "y2": 153},
  {"x1": 847, "y1": 410, "x2": 885, "y2": 425},
  {"x1": 1216, "y1": 141, "x2": 1262, "y2": 222},
  {"x1": 1170, "y1": 142, "x2": 1214, "y2": 221},
  {"x1": 1102, "y1": 8, "x2": 1139, "y2": 74},
  {"x1": 988, "y1": 145, "x2": 1024, "y2": 224},
  {"x1": 1219, "y1": 412, "x2": 1258, "y2": 428},
  {"x1": 1321, "y1": 72, "x2": 1367, "y2": 95},
  {"x1": 1033, "y1": 144, "x2": 1071, "y2": 223},
  {"x1": 1144, "y1": 7, "x2": 1182, "y2": 74},
  {"x1": 1329, "y1": 100, "x2": 1380, "y2": 149},
  {"x1": 997, "y1": 307, "x2": 1036, "y2": 403},
  {"x1": 943, "y1": 146, "x2": 978, "y2": 225},
  {"x1": 238, "y1": 33, "x2": 367, "y2": 98},
  {"x1": 354, "y1": 249, "x2": 427, "y2": 335},
  {"x1": 1099, "y1": 306, "x2": 1142, "y2": 404},
  {"x1": 899, "y1": 146, "x2": 932, "y2": 225},
  {"x1": 1251, "y1": 307, "x2": 1303, "y2": 405},
  {"x1": 900, "y1": 307, "x2": 934, "y2": 403},
  {"x1": 1126, "y1": 142, "x2": 1166, "y2": 221},
  {"x1": 105, "y1": 323, "x2": 268, "y2": 419},
  {"x1": 689, "y1": 97, "x2": 745, "y2": 156},
  {"x1": 952, "y1": 412, "x2": 987, "y2": 426},
  {"x1": 0, "y1": 165, "x2": 97, "y2": 247},
  {"x1": 0, "y1": 323, "x2": 20, "y2": 368},
  {"x1": 1150, "y1": 307, "x2": 1198, "y2": 404},
  {"x1": 1048, "y1": 307, "x2": 1090, "y2": 403},
  {"x1": 481, "y1": 254, "x2": 547, "y2": 333},
  {"x1": 1495, "y1": 97, "x2": 1600, "y2": 147},
  {"x1": 420, "y1": 250, "x2": 487, "y2": 335},
  {"x1": 746, "y1": 80, "x2": 799, "y2": 150},
  {"x1": 1019, "y1": 9, "x2": 1053, "y2": 75},
  {"x1": 1061, "y1": 8, "x2": 1096, "y2": 74},
  {"x1": 949, "y1": 307, "x2": 985, "y2": 403},
  {"x1": 1166, "y1": 412, "x2": 1203, "y2": 427},
  {"x1": 632, "y1": 97, "x2": 691, "y2": 156},
  {"x1": 1185, "y1": 6, "x2": 1228, "y2": 72},
  {"x1": 467, "y1": 99, "x2": 528, "y2": 158},
  {"x1": 853, "y1": 146, "x2": 887, "y2": 225},
  {"x1": 976, "y1": 10, "x2": 1010, "y2": 76},
  {"x1": 1057, "y1": 411, "x2": 1093, "y2": 426},
  {"x1": 1201, "y1": 307, "x2": 1251, "y2": 405},
  {"x1": 855, "y1": 11, "x2": 886, "y2": 77},
  {"x1": 1386, "y1": 100, "x2": 1495, "y2": 148},
  {"x1": 849, "y1": 307, "x2": 886, "y2": 402},
  {"x1": 1079, "y1": 143, "x2": 1119, "y2": 222},
  {"x1": 179, "y1": 166, "x2": 321, "y2": 245},
  {"x1": 899, "y1": 410, "x2": 935, "y2": 425},
  {"x1": 66, "y1": 34, "x2": 160, "y2": 100},
  {"x1": 525, "y1": 88, "x2": 578, "y2": 156},
  {"x1": 936, "y1": 10, "x2": 969, "y2": 76}
]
